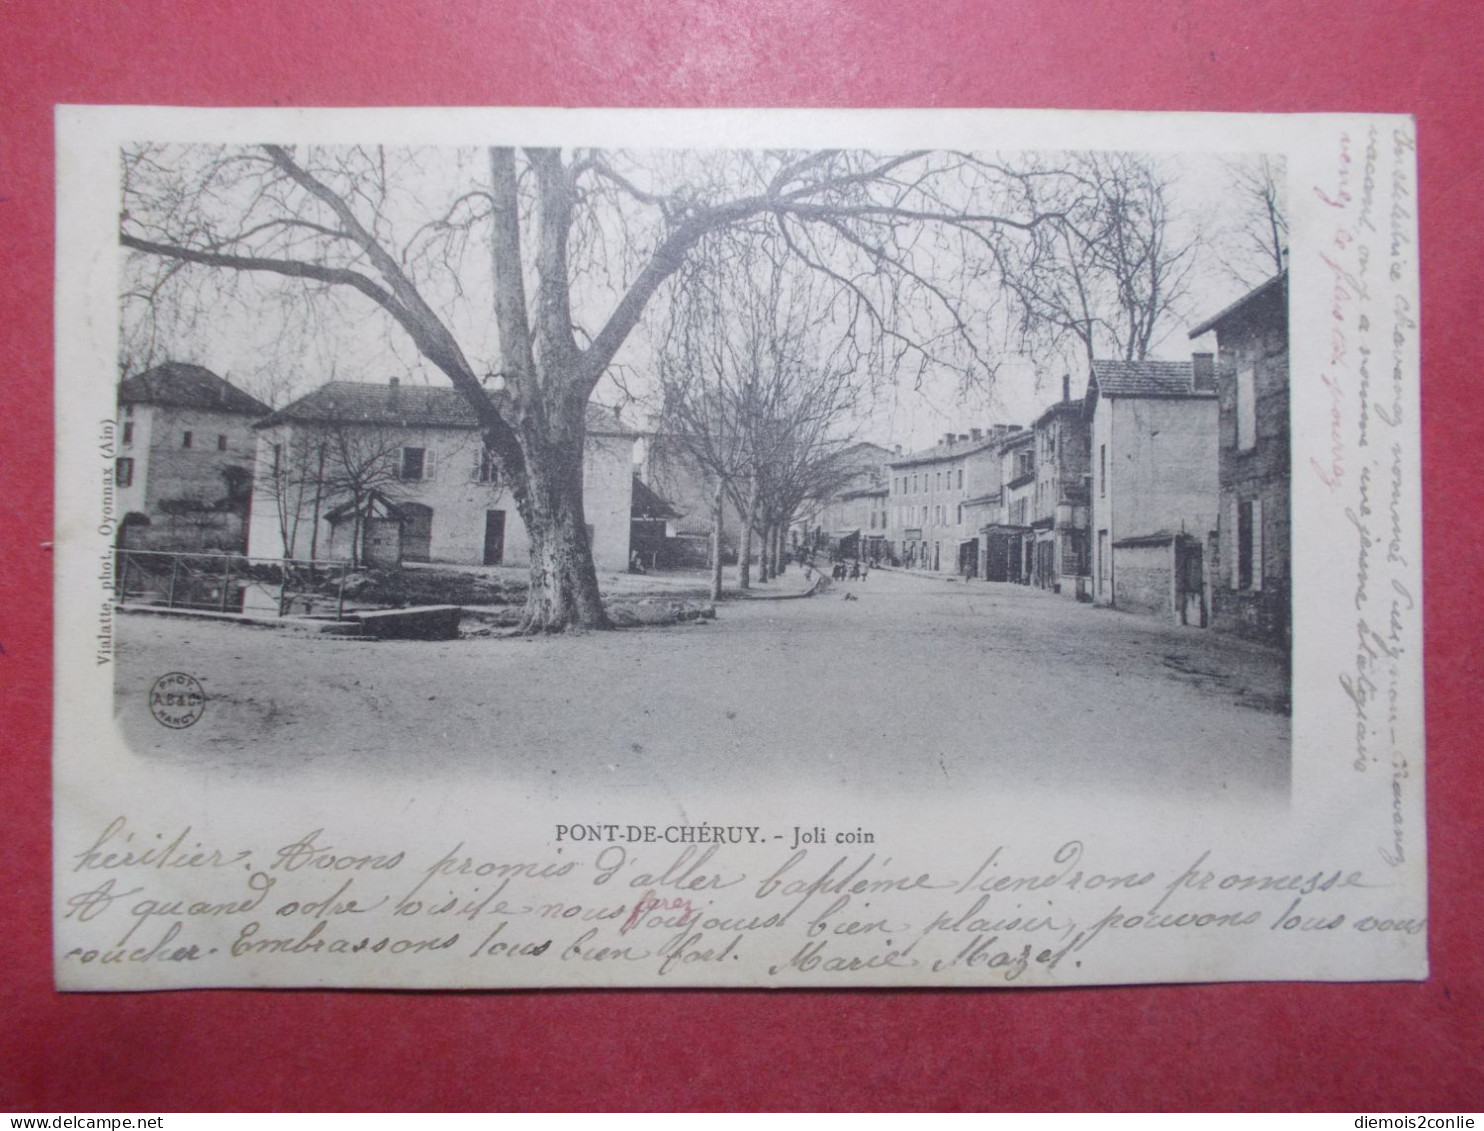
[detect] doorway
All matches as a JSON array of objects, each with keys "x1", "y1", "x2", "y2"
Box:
[
  {"x1": 483, "y1": 509, "x2": 506, "y2": 566},
  {"x1": 401, "y1": 503, "x2": 433, "y2": 563}
]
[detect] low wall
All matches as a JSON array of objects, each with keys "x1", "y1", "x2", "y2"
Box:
[{"x1": 1113, "y1": 541, "x2": 1173, "y2": 619}]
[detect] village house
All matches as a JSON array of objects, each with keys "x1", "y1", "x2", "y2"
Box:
[
  {"x1": 886, "y1": 427, "x2": 1012, "y2": 573},
  {"x1": 959, "y1": 487, "x2": 1002, "y2": 576},
  {"x1": 1028, "y1": 377, "x2": 1093, "y2": 597},
  {"x1": 115, "y1": 363, "x2": 271, "y2": 552},
  {"x1": 640, "y1": 446, "x2": 754, "y2": 569},
  {"x1": 797, "y1": 441, "x2": 895, "y2": 561},
  {"x1": 982, "y1": 428, "x2": 1036, "y2": 583},
  {"x1": 637, "y1": 438, "x2": 740, "y2": 568},
  {"x1": 1086, "y1": 357, "x2": 1219, "y2": 622},
  {"x1": 1188, "y1": 271, "x2": 1290, "y2": 648},
  {"x1": 822, "y1": 483, "x2": 890, "y2": 563},
  {"x1": 628, "y1": 474, "x2": 686, "y2": 570},
  {"x1": 246, "y1": 379, "x2": 638, "y2": 572}
]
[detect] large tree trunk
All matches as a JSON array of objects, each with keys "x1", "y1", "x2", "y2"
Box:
[
  {"x1": 308, "y1": 443, "x2": 326, "y2": 564},
  {"x1": 710, "y1": 479, "x2": 725, "y2": 603},
  {"x1": 758, "y1": 522, "x2": 772, "y2": 582},
  {"x1": 349, "y1": 491, "x2": 364, "y2": 570},
  {"x1": 509, "y1": 417, "x2": 610, "y2": 633}
]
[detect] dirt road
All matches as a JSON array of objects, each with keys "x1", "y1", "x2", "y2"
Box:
[{"x1": 114, "y1": 568, "x2": 1289, "y2": 800}]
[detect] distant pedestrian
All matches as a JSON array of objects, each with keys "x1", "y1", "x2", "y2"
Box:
[{"x1": 849, "y1": 561, "x2": 861, "y2": 581}]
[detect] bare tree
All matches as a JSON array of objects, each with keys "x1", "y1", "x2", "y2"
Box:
[
  {"x1": 1211, "y1": 154, "x2": 1288, "y2": 289},
  {"x1": 995, "y1": 152, "x2": 1199, "y2": 370},
  {"x1": 257, "y1": 421, "x2": 413, "y2": 568},
  {"x1": 655, "y1": 239, "x2": 861, "y2": 596},
  {"x1": 121, "y1": 144, "x2": 1070, "y2": 630},
  {"x1": 258, "y1": 425, "x2": 329, "y2": 561}
]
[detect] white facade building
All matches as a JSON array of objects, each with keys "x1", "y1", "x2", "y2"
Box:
[{"x1": 247, "y1": 380, "x2": 637, "y2": 572}]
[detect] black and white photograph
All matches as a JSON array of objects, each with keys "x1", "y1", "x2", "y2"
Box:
[{"x1": 55, "y1": 107, "x2": 1425, "y2": 989}]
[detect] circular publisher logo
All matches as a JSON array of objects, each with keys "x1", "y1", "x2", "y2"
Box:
[{"x1": 149, "y1": 672, "x2": 206, "y2": 729}]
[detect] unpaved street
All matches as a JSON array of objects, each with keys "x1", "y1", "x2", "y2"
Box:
[{"x1": 114, "y1": 569, "x2": 1290, "y2": 801}]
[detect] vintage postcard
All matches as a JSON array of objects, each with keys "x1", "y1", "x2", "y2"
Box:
[{"x1": 54, "y1": 106, "x2": 1424, "y2": 988}]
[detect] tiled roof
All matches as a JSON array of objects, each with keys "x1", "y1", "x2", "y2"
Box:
[
  {"x1": 1189, "y1": 271, "x2": 1287, "y2": 338},
  {"x1": 888, "y1": 435, "x2": 1002, "y2": 469},
  {"x1": 1033, "y1": 397, "x2": 1084, "y2": 429},
  {"x1": 118, "y1": 363, "x2": 271, "y2": 416},
  {"x1": 1090, "y1": 359, "x2": 1210, "y2": 399},
  {"x1": 256, "y1": 381, "x2": 638, "y2": 436},
  {"x1": 632, "y1": 475, "x2": 682, "y2": 519}
]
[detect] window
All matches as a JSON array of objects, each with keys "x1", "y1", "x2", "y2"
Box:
[
  {"x1": 217, "y1": 434, "x2": 227, "y2": 450},
  {"x1": 477, "y1": 446, "x2": 500, "y2": 485},
  {"x1": 956, "y1": 503, "x2": 963, "y2": 525},
  {"x1": 1236, "y1": 359, "x2": 1257, "y2": 451},
  {"x1": 121, "y1": 421, "x2": 133, "y2": 445},
  {"x1": 913, "y1": 475, "x2": 918, "y2": 493},
  {"x1": 936, "y1": 472, "x2": 942, "y2": 491},
  {"x1": 399, "y1": 446, "x2": 431, "y2": 481},
  {"x1": 957, "y1": 468, "x2": 963, "y2": 489},
  {"x1": 272, "y1": 443, "x2": 283, "y2": 476},
  {"x1": 116, "y1": 457, "x2": 134, "y2": 487},
  {"x1": 1234, "y1": 498, "x2": 1264, "y2": 591},
  {"x1": 181, "y1": 431, "x2": 192, "y2": 449},
  {"x1": 1099, "y1": 444, "x2": 1106, "y2": 496}
]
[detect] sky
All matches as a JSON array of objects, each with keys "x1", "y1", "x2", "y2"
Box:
[{"x1": 120, "y1": 146, "x2": 1280, "y2": 456}]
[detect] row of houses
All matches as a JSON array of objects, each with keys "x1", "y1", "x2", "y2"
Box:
[
  {"x1": 114, "y1": 271, "x2": 1288, "y2": 646},
  {"x1": 114, "y1": 367, "x2": 643, "y2": 574},
  {"x1": 805, "y1": 272, "x2": 1290, "y2": 648}
]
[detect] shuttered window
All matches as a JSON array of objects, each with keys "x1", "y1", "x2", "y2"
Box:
[{"x1": 1237, "y1": 360, "x2": 1257, "y2": 451}]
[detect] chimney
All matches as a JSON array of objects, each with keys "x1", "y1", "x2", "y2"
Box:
[
  {"x1": 389, "y1": 376, "x2": 400, "y2": 387},
  {"x1": 958, "y1": 433, "x2": 969, "y2": 442},
  {"x1": 1063, "y1": 373, "x2": 1071, "y2": 403},
  {"x1": 1191, "y1": 353, "x2": 1215, "y2": 392},
  {"x1": 944, "y1": 432, "x2": 956, "y2": 446},
  {"x1": 894, "y1": 444, "x2": 902, "y2": 456},
  {"x1": 970, "y1": 428, "x2": 983, "y2": 441}
]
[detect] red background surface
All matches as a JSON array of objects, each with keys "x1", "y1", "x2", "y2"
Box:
[{"x1": 2, "y1": 0, "x2": 1480, "y2": 1113}]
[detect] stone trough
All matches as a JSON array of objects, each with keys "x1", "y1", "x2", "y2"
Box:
[{"x1": 350, "y1": 604, "x2": 463, "y2": 640}]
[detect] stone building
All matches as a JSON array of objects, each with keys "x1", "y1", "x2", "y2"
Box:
[
  {"x1": 1028, "y1": 378, "x2": 1093, "y2": 597},
  {"x1": 115, "y1": 363, "x2": 271, "y2": 552},
  {"x1": 797, "y1": 441, "x2": 896, "y2": 560},
  {"x1": 637, "y1": 438, "x2": 744, "y2": 567},
  {"x1": 1086, "y1": 357, "x2": 1219, "y2": 622},
  {"x1": 247, "y1": 380, "x2": 637, "y2": 572},
  {"x1": 1189, "y1": 271, "x2": 1290, "y2": 648},
  {"x1": 983, "y1": 428, "x2": 1036, "y2": 583},
  {"x1": 887, "y1": 426, "x2": 1017, "y2": 573}
]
